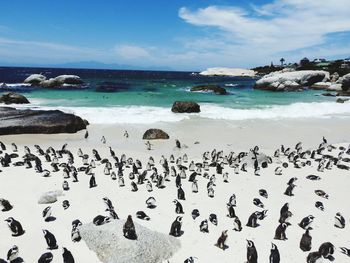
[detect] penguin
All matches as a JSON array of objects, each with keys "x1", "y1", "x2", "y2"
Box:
[
  {"x1": 169, "y1": 216, "x2": 182, "y2": 237},
  {"x1": 318, "y1": 242, "x2": 335, "y2": 260},
  {"x1": 215, "y1": 230, "x2": 228, "y2": 250},
  {"x1": 274, "y1": 167, "x2": 282, "y2": 176},
  {"x1": 246, "y1": 240, "x2": 258, "y2": 263},
  {"x1": 306, "y1": 251, "x2": 321, "y2": 263},
  {"x1": 279, "y1": 210, "x2": 292, "y2": 224},
  {"x1": 106, "y1": 208, "x2": 119, "y2": 220},
  {"x1": 274, "y1": 223, "x2": 289, "y2": 240},
  {"x1": 0, "y1": 198, "x2": 13, "y2": 212},
  {"x1": 299, "y1": 215, "x2": 314, "y2": 230},
  {"x1": 101, "y1": 136, "x2": 106, "y2": 144},
  {"x1": 191, "y1": 180, "x2": 198, "y2": 193},
  {"x1": 184, "y1": 257, "x2": 197, "y2": 263},
  {"x1": 207, "y1": 186, "x2": 215, "y2": 198},
  {"x1": 200, "y1": 219, "x2": 209, "y2": 233},
  {"x1": 241, "y1": 163, "x2": 247, "y2": 172},
  {"x1": 123, "y1": 215, "x2": 137, "y2": 240},
  {"x1": 93, "y1": 215, "x2": 110, "y2": 226},
  {"x1": 300, "y1": 228, "x2": 312, "y2": 252},
  {"x1": 270, "y1": 243, "x2": 280, "y2": 263},
  {"x1": 315, "y1": 201, "x2": 324, "y2": 211},
  {"x1": 209, "y1": 214, "x2": 218, "y2": 226},
  {"x1": 191, "y1": 209, "x2": 200, "y2": 220},
  {"x1": 256, "y1": 210, "x2": 268, "y2": 220},
  {"x1": 136, "y1": 211, "x2": 150, "y2": 221},
  {"x1": 340, "y1": 247, "x2": 350, "y2": 257},
  {"x1": 259, "y1": 189, "x2": 268, "y2": 199},
  {"x1": 246, "y1": 212, "x2": 259, "y2": 228},
  {"x1": 315, "y1": 189, "x2": 329, "y2": 199},
  {"x1": 62, "y1": 200, "x2": 69, "y2": 210},
  {"x1": 43, "y1": 229, "x2": 58, "y2": 250},
  {"x1": 131, "y1": 181, "x2": 138, "y2": 192},
  {"x1": 306, "y1": 175, "x2": 321, "y2": 181},
  {"x1": 62, "y1": 247, "x2": 75, "y2": 263},
  {"x1": 174, "y1": 199, "x2": 184, "y2": 214},
  {"x1": 177, "y1": 186, "x2": 186, "y2": 200},
  {"x1": 253, "y1": 198, "x2": 264, "y2": 208},
  {"x1": 146, "y1": 197, "x2": 156, "y2": 208},
  {"x1": 227, "y1": 203, "x2": 236, "y2": 218},
  {"x1": 228, "y1": 194, "x2": 237, "y2": 207},
  {"x1": 146, "y1": 180, "x2": 153, "y2": 192},
  {"x1": 71, "y1": 220, "x2": 82, "y2": 242},
  {"x1": 223, "y1": 172, "x2": 229, "y2": 183},
  {"x1": 284, "y1": 184, "x2": 296, "y2": 196},
  {"x1": 103, "y1": 197, "x2": 114, "y2": 210},
  {"x1": 38, "y1": 252, "x2": 53, "y2": 263},
  {"x1": 89, "y1": 174, "x2": 97, "y2": 188},
  {"x1": 42, "y1": 206, "x2": 55, "y2": 222},
  {"x1": 116, "y1": 174, "x2": 124, "y2": 186},
  {"x1": 334, "y1": 212, "x2": 346, "y2": 228},
  {"x1": 5, "y1": 217, "x2": 25, "y2": 236},
  {"x1": 7, "y1": 245, "x2": 19, "y2": 262},
  {"x1": 233, "y1": 216, "x2": 242, "y2": 231},
  {"x1": 62, "y1": 180, "x2": 69, "y2": 191}
]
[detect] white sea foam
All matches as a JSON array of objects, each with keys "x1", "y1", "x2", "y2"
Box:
[{"x1": 12, "y1": 101, "x2": 350, "y2": 124}]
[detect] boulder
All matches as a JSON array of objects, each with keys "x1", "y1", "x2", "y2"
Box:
[
  {"x1": 79, "y1": 220, "x2": 181, "y2": 263},
  {"x1": 0, "y1": 107, "x2": 87, "y2": 135},
  {"x1": 190, "y1": 85, "x2": 227, "y2": 95},
  {"x1": 38, "y1": 190, "x2": 63, "y2": 204},
  {"x1": 0, "y1": 92, "x2": 30, "y2": 104},
  {"x1": 142, "y1": 129, "x2": 169, "y2": 140},
  {"x1": 24, "y1": 74, "x2": 46, "y2": 85},
  {"x1": 338, "y1": 73, "x2": 350, "y2": 91},
  {"x1": 40, "y1": 75, "x2": 83, "y2": 88},
  {"x1": 255, "y1": 70, "x2": 329, "y2": 91},
  {"x1": 336, "y1": 98, "x2": 349, "y2": 103},
  {"x1": 171, "y1": 101, "x2": 200, "y2": 113}
]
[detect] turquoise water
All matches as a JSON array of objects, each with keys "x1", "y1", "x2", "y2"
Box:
[{"x1": 1, "y1": 67, "x2": 349, "y2": 124}]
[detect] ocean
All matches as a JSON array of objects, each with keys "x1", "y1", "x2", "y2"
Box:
[{"x1": 0, "y1": 66, "x2": 349, "y2": 124}]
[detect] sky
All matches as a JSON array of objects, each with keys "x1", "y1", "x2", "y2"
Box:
[{"x1": 0, "y1": 0, "x2": 350, "y2": 71}]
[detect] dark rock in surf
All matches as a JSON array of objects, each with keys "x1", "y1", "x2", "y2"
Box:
[
  {"x1": 171, "y1": 101, "x2": 200, "y2": 113},
  {"x1": 0, "y1": 92, "x2": 30, "y2": 104}
]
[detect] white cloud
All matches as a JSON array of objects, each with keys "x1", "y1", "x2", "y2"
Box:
[
  {"x1": 114, "y1": 44, "x2": 151, "y2": 59},
  {"x1": 178, "y1": 0, "x2": 350, "y2": 66}
]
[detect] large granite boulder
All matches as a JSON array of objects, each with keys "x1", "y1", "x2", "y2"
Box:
[
  {"x1": 310, "y1": 82, "x2": 342, "y2": 91},
  {"x1": 0, "y1": 92, "x2": 30, "y2": 104},
  {"x1": 190, "y1": 85, "x2": 227, "y2": 95},
  {"x1": 24, "y1": 74, "x2": 47, "y2": 85},
  {"x1": 171, "y1": 101, "x2": 200, "y2": 113},
  {"x1": 255, "y1": 70, "x2": 329, "y2": 91},
  {"x1": 79, "y1": 220, "x2": 181, "y2": 263},
  {"x1": 0, "y1": 107, "x2": 87, "y2": 135},
  {"x1": 338, "y1": 73, "x2": 350, "y2": 91},
  {"x1": 24, "y1": 74, "x2": 83, "y2": 88},
  {"x1": 40, "y1": 75, "x2": 83, "y2": 88},
  {"x1": 142, "y1": 129, "x2": 169, "y2": 140}
]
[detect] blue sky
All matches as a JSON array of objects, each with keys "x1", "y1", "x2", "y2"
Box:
[{"x1": 0, "y1": 0, "x2": 349, "y2": 70}]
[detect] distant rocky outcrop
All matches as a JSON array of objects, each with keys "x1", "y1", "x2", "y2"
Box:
[
  {"x1": 171, "y1": 101, "x2": 200, "y2": 113},
  {"x1": 254, "y1": 70, "x2": 329, "y2": 91},
  {"x1": 200, "y1": 67, "x2": 256, "y2": 77},
  {"x1": 24, "y1": 74, "x2": 83, "y2": 88},
  {"x1": 0, "y1": 92, "x2": 30, "y2": 104},
  {"x1": 0, "y1": 107, "x2": 87, "y2": 135},
  {"x1": 190, "y1": 85, "x2": 227, "y2": 95},
  {"x1": 142, "y1": 129, "x2": 169, "y2": 140},
  {"x1": 24, "y1": 74, "x2": 46, "y2": 85}
]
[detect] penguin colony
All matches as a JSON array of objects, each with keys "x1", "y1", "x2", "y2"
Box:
[{"x1": 0, "y1": 136, "x2": 350, "y2": 262}]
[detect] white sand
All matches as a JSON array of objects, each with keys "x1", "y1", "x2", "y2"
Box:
[{"x1": 0, "y1": 118, "x2": 350, "y2": 262}]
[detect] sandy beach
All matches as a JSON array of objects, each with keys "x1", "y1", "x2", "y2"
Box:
[{"x1": 1, "y1": 117, "x2": 350, "y2": 262}]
